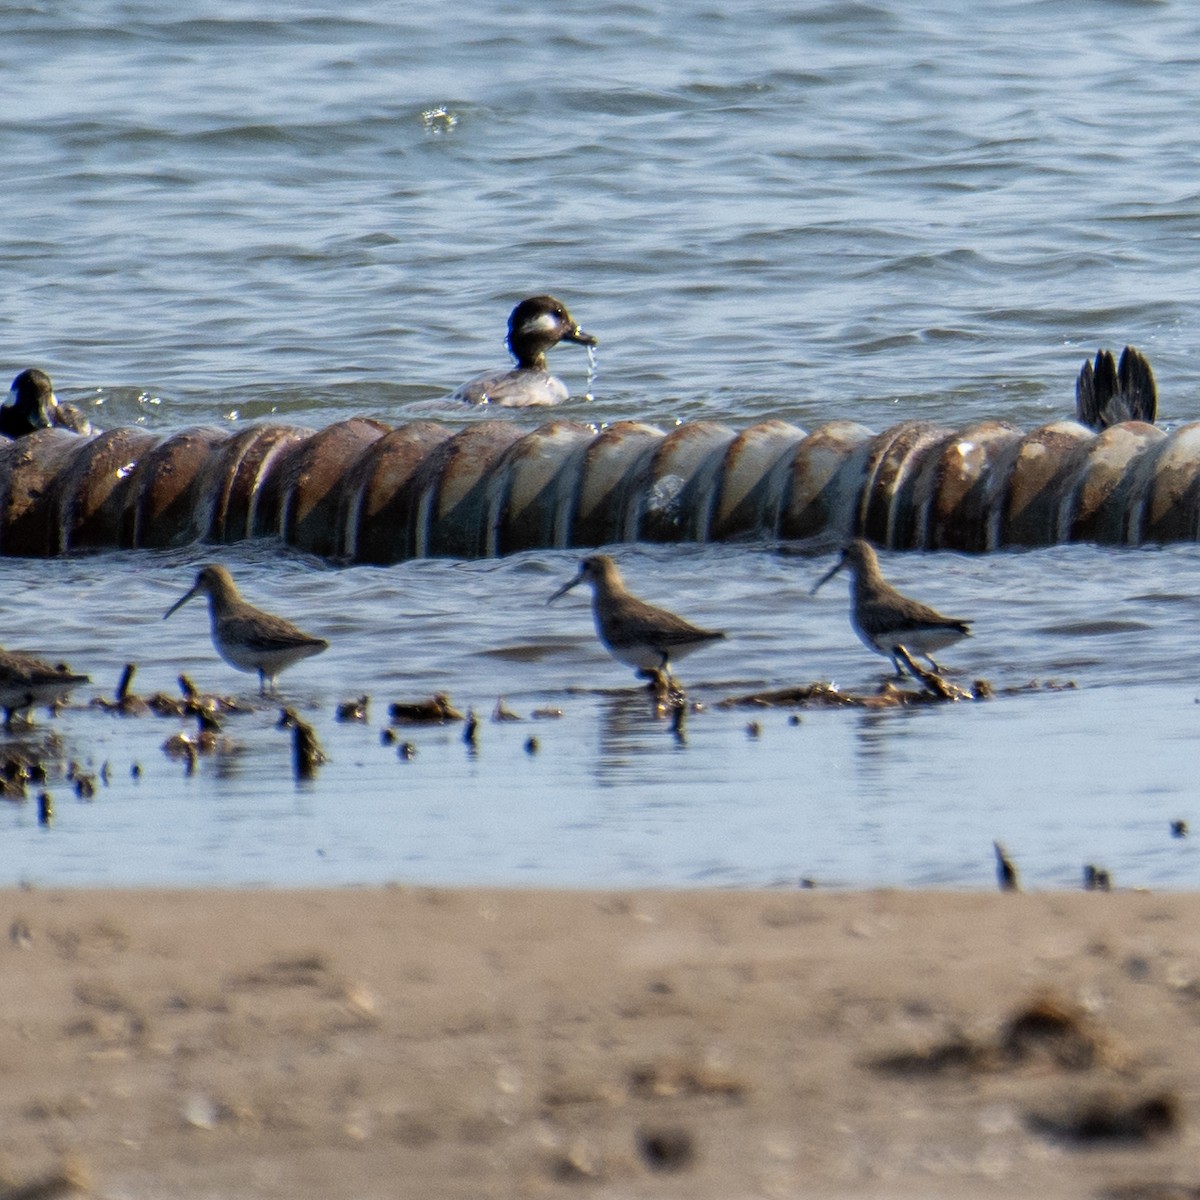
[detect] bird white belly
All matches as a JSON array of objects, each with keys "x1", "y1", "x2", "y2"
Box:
[
  {"x1": 858, "y1": 622, "x2": 964, "y2": 657},
  {"x1": 602, "y1": 638, "x2": 665, "y2": 672},
  {"x1": 216, "y1": 640, "x2": 317, "y2": 676}
]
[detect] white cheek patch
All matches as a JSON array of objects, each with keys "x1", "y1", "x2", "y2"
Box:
[
  {"x1": 520, "y1": 312, "x2": 561, "y2": 337},
  {"x1": 3, "y1": 387, "x2": 15, "y2": 409}
]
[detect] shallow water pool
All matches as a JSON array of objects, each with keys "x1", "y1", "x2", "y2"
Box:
[{"x1": 3, "y1": 540, "x2": 1198, "y2": 890}]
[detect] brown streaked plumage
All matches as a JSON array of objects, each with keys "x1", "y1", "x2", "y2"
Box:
[
  {"x1": 812, "y1": 538, "x2": 971, "y2": 676},
  {"x1": 163, "y1": 564, "x2": 328, "y2": 695},
  {"x1": 547, "y1": 554, "x2": 725, "y2": 682},
  {"x1": 0, "y1": 647, "x2": 89, "y2": 727}
]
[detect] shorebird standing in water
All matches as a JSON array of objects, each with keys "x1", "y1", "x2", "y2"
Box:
[
  {"x1": 0, "y1": 648, "x2": 89, "y2": 727},
  {"x1": 812, "y1": 538, "x2": 971, "y2": 676},
  {"x1": 163, "y1": 564, "x2": 329, "y2": 695},
  {"x1": 548, "y1": 554, "x2": 725, "y2": 688}
]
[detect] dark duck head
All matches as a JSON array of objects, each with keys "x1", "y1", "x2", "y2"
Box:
[
  {"x1": 448, "y1": 295, "x2": 597, "y2": 407},
  {"x1": 1, "y1": 368, "x2": 92, "y2": 438}
]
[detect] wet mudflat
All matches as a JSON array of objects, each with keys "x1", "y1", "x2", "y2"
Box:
[{"x1": 3, "y1": 540, "x2": 1199, "y2": 891}]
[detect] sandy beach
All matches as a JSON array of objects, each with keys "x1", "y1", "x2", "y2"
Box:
[{"x1": 2, "y1": 886, "x2": 1199, "y2": 1199}]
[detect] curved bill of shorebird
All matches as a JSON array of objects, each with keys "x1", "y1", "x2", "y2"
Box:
[
  {"x1": 163, "y1": 580, "x2": 204, "y2": 620},
  {"x1": 547, "y1": 565, "x2": 587, "y2": 605},
  {"x1": 811, "y1": 551, "x2": 848, "y2": 595}
]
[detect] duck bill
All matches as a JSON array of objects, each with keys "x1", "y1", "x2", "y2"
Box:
[
  {"x1": 810, "y1": 557, "x2": 846, "y2": 596},
  {"x1": 563, "y1": 325, "x2": 597, "y2": 348},
  {"x1": 163, "y1": 584, "x2": 201, "y2": 620},
  {"x1": 547, "y1": 570, "x2": 585, "y2": 605}
]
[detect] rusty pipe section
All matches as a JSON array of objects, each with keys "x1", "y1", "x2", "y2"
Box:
[{"x1": 0, "y1": 415, "x2": 1196, "y2": 561}]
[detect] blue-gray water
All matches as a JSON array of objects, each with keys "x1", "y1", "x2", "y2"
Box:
[{"x1": 4, "y1": 0, "x2": 1200, "y2": 889}]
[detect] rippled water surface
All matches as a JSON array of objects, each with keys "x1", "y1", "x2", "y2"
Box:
[{"x1": 5, "y1": 0, "x2": 1200, "y2": 888}]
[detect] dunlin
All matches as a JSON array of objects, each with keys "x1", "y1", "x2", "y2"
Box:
[
  {"x1": 548, "y1": 554, "x2": 725, "y2": 684},
  {"x1": 812, "y1": 538, "x2": 971, "y2": 676},
  {"x1": 163, "y1": 564, "x2": 328, "y2": 695},
  {"x1": 0, "y1": 647, "x2": 89, "y2": 727}
]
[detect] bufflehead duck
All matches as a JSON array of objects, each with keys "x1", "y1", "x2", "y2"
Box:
[
  {"x1": 448, "y1": 295, "x2": 597, "y2": 407},
  {"x1": 1, "y1": 368, "x2": 91, "y2": 438}
]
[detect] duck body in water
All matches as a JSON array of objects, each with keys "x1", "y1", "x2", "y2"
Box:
[
  {"x1": 447, "y1": 295, "x2": 597, "y2": 407},
  {"x1": 0, "y1": 369, "x2": 92, "y2": 438}
]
